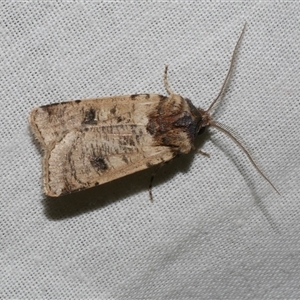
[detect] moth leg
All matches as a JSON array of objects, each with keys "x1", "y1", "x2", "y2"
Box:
[
  {"x1": 148, "y1": 179, "x2": 154, "y2": 202},
  {"x1": 197, "y1": 149, "x2": 210, "y2": 157},
  {"x1": 164, "y1": 65, "x2": 174, "y2": 95},
  {"x1": 148, "y1": 162, "x2": 166, "y2": 202}
]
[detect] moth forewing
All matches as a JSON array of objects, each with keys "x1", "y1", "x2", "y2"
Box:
[{"x1": 29, "y1": 94, "x2": 199, "y2": 197}]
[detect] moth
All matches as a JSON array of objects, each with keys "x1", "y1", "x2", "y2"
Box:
[{"x1": 29, "y1": 24, "x2": 279, "y2": 198}]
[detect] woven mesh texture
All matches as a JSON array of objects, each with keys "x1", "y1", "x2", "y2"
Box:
[{"x1": 1, "y1": 3, "x2": 300, "y2": 299}]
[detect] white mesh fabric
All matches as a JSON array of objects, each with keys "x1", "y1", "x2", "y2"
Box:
[{"x1": 1, "y1": 3, "x2": 300, "y2": 299}]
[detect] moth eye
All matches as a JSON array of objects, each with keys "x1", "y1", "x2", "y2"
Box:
[{"x1": 198, "y1": 126, "x2": 206, "y2": 135}]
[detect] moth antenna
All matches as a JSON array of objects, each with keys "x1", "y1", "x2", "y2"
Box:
[
  {"x1": 207, "y1": 22, "x2": 246, "y2": 113},
  {"x1": 210, "y1": 120, "x2": 280, "y2": 195},
  {"x1": 164, "y1": 65, "x2": 174, "y2": 95}
]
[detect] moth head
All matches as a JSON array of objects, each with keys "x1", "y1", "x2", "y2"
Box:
[{"x1": 197, "y1": 107, "x2": 213, "y2": 134}]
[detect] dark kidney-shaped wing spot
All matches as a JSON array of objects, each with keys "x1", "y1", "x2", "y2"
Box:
[
  {"x1": 83, "y1": 108, "x2": 97, "y2": 125},
  {"x1": 90, "y1": 156, "x2": 108, "y2": 172},
  {"x1": 173, "y1": 113, "x2": 192, "y2": 127},
  {"x1": 173, "y1": 113, "x2": 199, "y2": 141},
  {"x1": 110, "y1": 106, "x2": 116, "y2": 114}
]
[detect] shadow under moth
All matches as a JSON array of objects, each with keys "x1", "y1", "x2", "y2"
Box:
[{"x1": 29, "y1": 24, "x2": 279, "y2": 199}]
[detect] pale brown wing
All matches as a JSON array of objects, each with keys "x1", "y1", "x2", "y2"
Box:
[
  {"x1": 43, "y1": 125, "x2": 175, "y2": 197},
  {"x1": 29, "y1": 94, "x2": 166, "y2": 149},
  {"x1": 30, "y1": 93, "x2": 195, "y2": 196}
]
